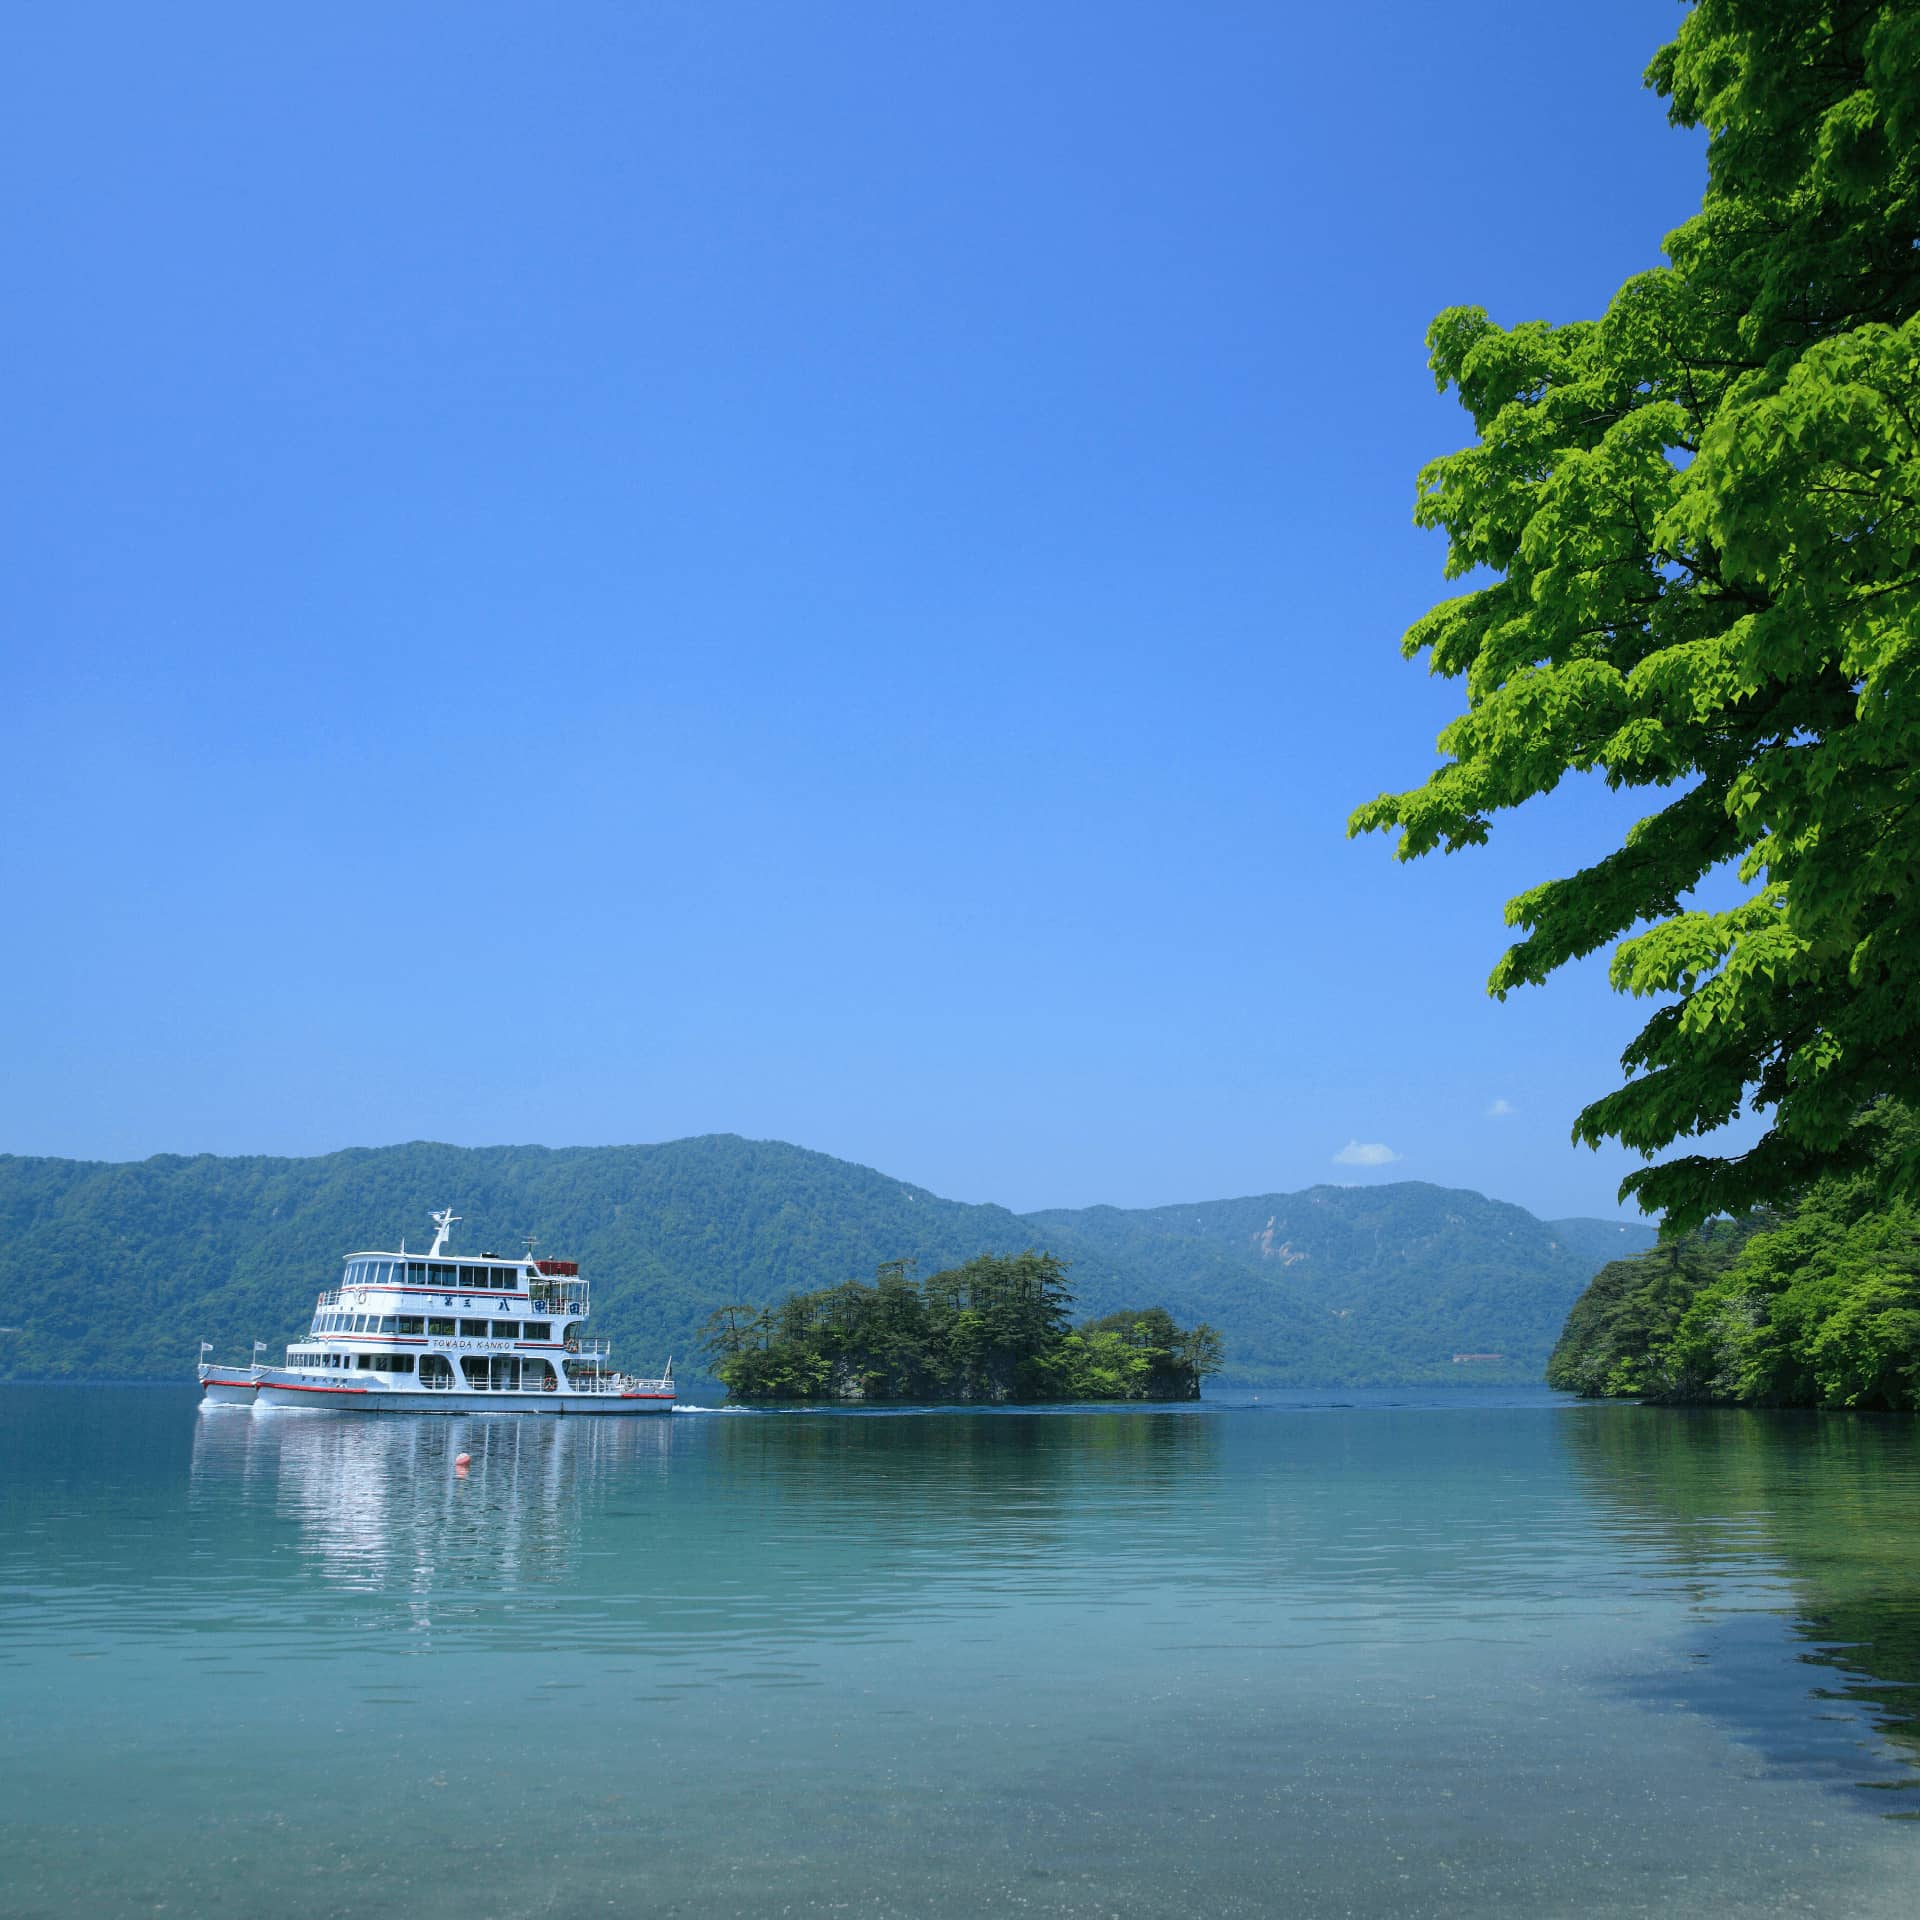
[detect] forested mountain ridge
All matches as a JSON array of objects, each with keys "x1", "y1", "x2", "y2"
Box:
[{"x1": 0, "y1": 1137, "x2": 1655, "y2": 1386}]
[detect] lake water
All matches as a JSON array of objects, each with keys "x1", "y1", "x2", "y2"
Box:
[{"x1": 3, "y1": 1387, "x2": 1919, "y2": 1917}]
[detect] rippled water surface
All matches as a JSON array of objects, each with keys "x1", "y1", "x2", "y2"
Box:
[{"x1": 4, "y1": 1388, "x2": 1920, "y2": 1917}]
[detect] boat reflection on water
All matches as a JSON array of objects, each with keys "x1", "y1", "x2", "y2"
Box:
[
  {"x1": 185, "y1": 1399, "x2": 1223, "y2": 1659},
  {"x1": 190, "y1": 1401, "x2": 675, "y2": 1598}
]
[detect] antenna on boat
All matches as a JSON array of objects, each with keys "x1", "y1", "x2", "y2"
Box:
[
  {"x1": 523, "y1": 1234, "x2": 538, "y2": 1261},
  {"x1": 428, "y1": 1209, "x2": 461, "y2": 1259}
]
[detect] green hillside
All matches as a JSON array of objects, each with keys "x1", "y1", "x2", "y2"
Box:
[
  {"x1": 1028, "y1": 1187, "x2": 1655, "y2": 1382},
  {"x1": 1548, "y1": 1107, "x2": 1920, "y2": 1408},
  {"x1": 0, "y1": 1137, "x2": 1655, "y2": 1388}
]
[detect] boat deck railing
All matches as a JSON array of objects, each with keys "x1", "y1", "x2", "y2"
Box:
[
  {"x1": 404, "y1": 1371, "x2": 671, "y2": 1396},
  {"x1": 313, "y1": 1283, "x2": 590, "y2": 1313}
]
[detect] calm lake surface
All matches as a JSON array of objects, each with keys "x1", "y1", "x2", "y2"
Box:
[{"x1": 4, "y1": 1387, "x2": 1919, "y2": 1917}]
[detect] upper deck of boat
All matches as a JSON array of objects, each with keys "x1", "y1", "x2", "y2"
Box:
[{"x1": 319, "y1": 1252, "x2": 587, "y2": 1313}]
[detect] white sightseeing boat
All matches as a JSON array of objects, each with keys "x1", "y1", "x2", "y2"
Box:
[{"x1": 197, "y1": 1209, "x2": 674, "y2": 1416}]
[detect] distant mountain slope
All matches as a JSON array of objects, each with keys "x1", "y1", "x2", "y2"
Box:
[
  {"x1": 0, "y1": 1138, "x2": 1653, "y2": 1387},
  {"x1": 1030, "y1": 1187, "x2": 1658, "y2": 1383},
  {"x1": 1546, "y1": 1217, "x2": 1662, "y2": 1273}
]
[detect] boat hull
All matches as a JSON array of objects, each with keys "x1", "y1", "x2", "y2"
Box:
[
  {"x1": 198, "y1": 1368, "x2": 258, "y2": 1404},
  {"x1": 252, "y1": 1382, "x2": 674, "y2": 1415}
]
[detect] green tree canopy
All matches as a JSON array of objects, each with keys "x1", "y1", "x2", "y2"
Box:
[
  {"x1": 1351, "y1": 0, "x2": 1920, "y2": 1229},
  {"x1": 701, "y1": 1250, "x2": 1223, "y2": 1404},
  {"x1": 1548, "y1": 1100, "x2": 1920, "y2": 1407}
]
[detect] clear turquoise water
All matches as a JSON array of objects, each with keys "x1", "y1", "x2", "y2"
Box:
[{"x1": 3, "y1": 1387, "x2": 1919, "y2": 1917}]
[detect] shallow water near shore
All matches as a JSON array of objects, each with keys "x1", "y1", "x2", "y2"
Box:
[{"x1": 3, "y1": 1386, "x2": 1919, "y2": 1917}]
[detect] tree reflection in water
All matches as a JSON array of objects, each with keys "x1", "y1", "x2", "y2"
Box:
[{"x1": 1564, "y1": 1404, "x2": 1920, "y2": 1810}]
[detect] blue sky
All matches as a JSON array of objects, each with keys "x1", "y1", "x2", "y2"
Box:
[{"x1": 4, "y1": 1, "x2": 1728, "y2": 1219}]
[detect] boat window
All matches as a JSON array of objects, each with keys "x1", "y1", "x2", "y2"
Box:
[
  {"x1": 430, "y1": 1262, "x2": 454, "y2": 1283},
  {"x1": 428, "y1": 1317, "x2": 455, "y2": 1337},
  {"x1": 492, "y1": 1320, "x2": 520, "y2": 1339},
  {"x1": 523, "y1": 1322, "x2": 551, "y2": 1341},
  {"x1": 397, "y1": 1316, "x2": 424, "y2": 1336},
  {"x1": 407, "y1": 1262, "x2": 428, "y2": 1283},
  {"x1": 459, "y1": 1318, "x2": 489, "y2": 1338},
  {"x1": 377, "y1": 1316, "x2": 397, "y2": 1334}
]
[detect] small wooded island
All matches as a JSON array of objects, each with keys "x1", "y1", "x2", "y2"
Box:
[{"x1": 702, "y1": 1250, "x2": 1222, "y2": 1403}]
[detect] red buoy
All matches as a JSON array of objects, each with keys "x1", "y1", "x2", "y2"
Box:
[{"x1": 455, "y1": 1452, "x2": 471, "y2": 1472}]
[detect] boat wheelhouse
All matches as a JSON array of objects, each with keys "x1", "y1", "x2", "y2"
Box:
[{"x1": 197, "y1": 1209, "x2": 673, "y2": 1415}]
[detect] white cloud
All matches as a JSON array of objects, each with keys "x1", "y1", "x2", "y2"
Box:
[
  {"x1": 1486, "y1": 1098, "x2": 1517, "y2": 1118},
  {"x1": 1332, "y1": 1140, "x2": 1402, "y2": 1167}
]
